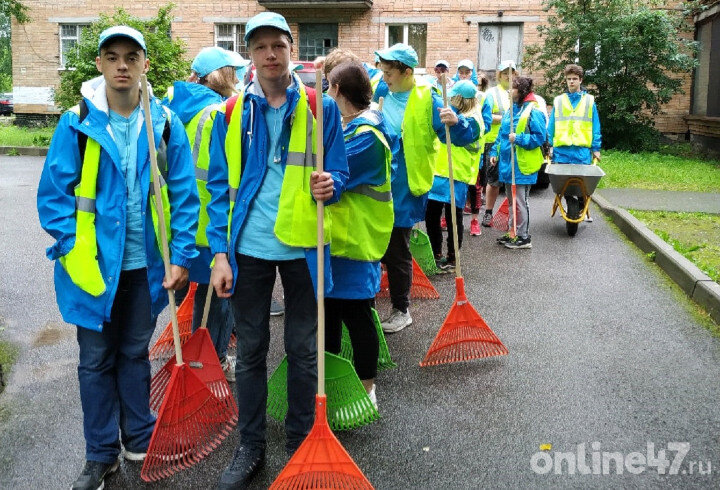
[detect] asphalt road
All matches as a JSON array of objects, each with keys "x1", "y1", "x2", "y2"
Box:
[{"x1": 1, "y1": 156, "x2": 719, "y2": 489}]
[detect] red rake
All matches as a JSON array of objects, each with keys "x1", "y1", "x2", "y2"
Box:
[
  {"x1": 270, "y1": 69, "x2": 373, "y2": 490},
  {"x1": 490, "y1": 198, "x2": 510, "y2": 232},
  {"x1": 377, "y1": 258, "x2": 439, "y2": 300},
  {"x1": 138, "y1": 75, "x2": 235, "y2": 482},
  {"x1": 420, "y1": 74, "x2": 508, "y2": 367}
]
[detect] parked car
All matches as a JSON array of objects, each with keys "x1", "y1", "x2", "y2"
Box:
[{"x1": 0, "y1": 93, "x2": 13, "y2": 115}]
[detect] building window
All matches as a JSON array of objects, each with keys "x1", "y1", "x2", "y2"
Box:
[
  {"x1": 385, "y1": 24, "x2": 427, "y2": 68},
  {"x1": 215, "y1": 24, "x2": 249, "y2": 58},
  {"x1": 59, "y1": 24, "x2": 88, "y2": 68},
  {"x1": 298, "y1": 24, "x2": 338, "y2": 61},
  {"x1": 477, "y1": 23, "x2": 523, "y2": 77}
]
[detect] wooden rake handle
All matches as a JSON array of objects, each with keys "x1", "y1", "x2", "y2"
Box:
[
  {"x1": 140, "y1": 74, "x2": 183, "y2": 365},
  {"x1": 315, "y1": 70, "x2": 326, "y2": 396},
  {"x1": 440, "y1": 73, "x2": 462, "y2": 278}
]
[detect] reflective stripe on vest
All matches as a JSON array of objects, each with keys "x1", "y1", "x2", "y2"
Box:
[
  {"x1": 329, "y1": 123, "x2": 393, "y2": 261},
  {"x1": 553, "y1": 93, "x2": 594, "y2": 148},
  {"x1": 401, "y1": 81, "x2": 439, "y2": 196},
  {"x1": 224, "y1": 80, "x2": 330, "y2": 248},
  {"x1": 515, "y1": 103, "x2": 544, "y2": 175},
  {"x1": 434, "y1": 111, "x2": 484, "y2": 185},
  {"x1": 185, "y1": 103, "x2": 221, "y2": 248},
  {"x1": 370, "y1": 72, "x2": 383, "y2": 94},
  {"x1": 484, "y1": 85, "x2": 509, "y2": 143}
]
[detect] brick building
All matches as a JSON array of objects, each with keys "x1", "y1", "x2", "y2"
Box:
[{"x1": 11, "y1": 0, "x2": 692, "y2": 136}]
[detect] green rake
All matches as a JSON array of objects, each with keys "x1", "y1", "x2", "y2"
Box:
[
  {"x1": 340, "y1": 308, "x2": 396, "y2": 371},
  {"x1": 267, "y1": 352, "x2": 379, "y2": 431},
  {"x1": 409, "y1": 227, "x2": 440, "y2": 276}
]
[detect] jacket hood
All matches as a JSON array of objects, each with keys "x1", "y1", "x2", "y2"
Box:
[
  {"x1": 80, "y1": 75, "x2": 155, "y2": 115},
  {"x1": 167, "y1": 81, "x2": 224, "y2": 124}
]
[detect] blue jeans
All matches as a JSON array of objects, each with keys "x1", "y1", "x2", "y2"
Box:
[
  {"x1": 191, "y1": 282, "x2": 234, "y2": 359},
  {"x1": 231, "y1": 254, "x2": 317, "y2": 453},
  {"x1": 76, "y1": 268, "x2": 157, "y2": 463}
]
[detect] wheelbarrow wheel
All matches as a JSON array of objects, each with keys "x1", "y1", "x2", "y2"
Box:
[{"x1": 565, "y1": 196, "x2": 580, "y2": 237}]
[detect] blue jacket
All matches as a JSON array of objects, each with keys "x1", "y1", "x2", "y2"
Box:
[
  {"x1": 491, "y1": 101, "x2": 547, "y2": 185},
  {"x1": 206, "y1": 77, "x2": 349, "y2": 294},
  {"x1": 383, "y1": 89, "x2": 478, "y2": 227},
  {"x1": 328, "y1": 110, "x2": 396, "y2": 299},
  {"x1": 163, "y1": 81, "x2": 226, "y2": 284},
  {"x1": 37, "y1": 77, "x2": 199, "y2": 331},
  {"x1": 547, "y1": 91, "x2": 602, "y2": 164}
]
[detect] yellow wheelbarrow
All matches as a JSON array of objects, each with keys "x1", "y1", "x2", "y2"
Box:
[{"x1": 545, "y1": 162, "x2": 605, "y2": 236}]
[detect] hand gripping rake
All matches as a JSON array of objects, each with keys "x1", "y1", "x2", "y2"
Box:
[
  {"x1": 149, "y1": 282, "x2": 196, "y2": 360},
  {"x1": 138, "y1": 75, "x2": 236, "y2": 482},
  {"x1": 270, "y1": 70, "x2": 373, "y2": 490},
  {"x1": 420, "y1": 74, "x2": 509, "y2": 367}
]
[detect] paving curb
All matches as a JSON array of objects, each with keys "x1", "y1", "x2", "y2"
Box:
[
  {"x1": 0, "y1": 146, "x2": 48, "y2": 156},
  {"x1": 593, "y1": 191, "x2": 720, "y2": 324}
]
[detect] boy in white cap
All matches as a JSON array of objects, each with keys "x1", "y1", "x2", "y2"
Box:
[
  {"x1": 38, "y1": 25, "x2": 199, "y2": 489},
  {"x1": 207, "y1": 11, "x2": 348, "y2": 488},
  {"x1": 374, "y1": 43, "x2": 479, "y2": 333}
]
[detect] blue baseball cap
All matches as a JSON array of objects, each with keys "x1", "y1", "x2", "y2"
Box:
[
  {"x1": 192, "y1": 47, "x2": 248, "y2": 78},
  {"x1": 375, "y1": 43, "x2": 418, "y2": 69},
  {"x1": 244, "y1": 12, "x2": 293, "y2": 43},
  {"x1": 98, "y1": 26, "x2": 146, "y2": 54},
  {"x1": 449, "y1": 80, "x2": 477, "y2": 99}
]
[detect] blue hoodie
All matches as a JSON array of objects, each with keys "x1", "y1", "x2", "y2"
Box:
[
  {"x1": 547, "y1": 90, "x2": 602, "y2": 164},
  {"x1": 37, "y1": 76, "x2": 199, "y2": 331}
]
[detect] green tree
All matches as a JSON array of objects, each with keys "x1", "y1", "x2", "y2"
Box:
[
  {"x1": 525, "y1": 0, "x2": 698, "y2": 151},
  {"x1": 1, "y1": 0, "x2": 28, "y2": 24},
  {"x1": 0, "y1": 14, "x2": 12, "y2": 92},
  {"x1": 55, "y1": 4, "x2": 189, "y2": 111}
]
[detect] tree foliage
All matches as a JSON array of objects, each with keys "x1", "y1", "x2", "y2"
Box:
[
  {"x1": 525, "y1": 0, "x2": 698, "y2": 151},
  {"x1": 55, "y1": 4, "x2": 189, "y2": 111},
  {"x1": 1, "y1": 0, "x2": 29, "y2": 24},
  {"x1": 0, "y1": 14, "x2": 12, "y2": 92}
]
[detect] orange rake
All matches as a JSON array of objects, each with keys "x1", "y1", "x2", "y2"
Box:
[
  {"x1": 149, "y1": 282, "x2": 196, "y2": 360},
  {"x1": 421, "y1": 74, "x2": 508, "y2": 367},
  {"x1": 270, "y1": 69, "x2": 373, "y2": 490},
  {"x1": 138, "y1": 75, "x2": 235, "y2": 482},
  {"x1": 490, "y1": 198, "x2": 510, "y2": 232},
  {"x1": 377, "y1": 258, "x2": 439, "y2": 300}
]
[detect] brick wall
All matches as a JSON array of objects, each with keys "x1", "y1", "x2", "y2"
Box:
[{"x1": 12, "y1": 0, "x2": 691, "y2": 135}]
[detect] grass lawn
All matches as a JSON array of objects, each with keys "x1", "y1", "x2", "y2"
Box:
[
  {"x1": 629, "y1": 210, "x2": 720, "y2": 284},
  {"x1": 0, "y1": 124, "x2": 55, "y2": 147},
  {"x1": 599, "y1": 144, "x2": 720, "y2": 192}
]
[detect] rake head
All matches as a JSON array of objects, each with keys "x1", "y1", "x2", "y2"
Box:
[
  {"x1": 269, "y1": 395, "x2": 374, "y2": 490},
  {"x1": 377, "y1": 259, "x2": 440, "y2": 300},
  {"x1": 267, "y1": 354, "x2": 379, "y2": 431},
  {"x1": 409, "y1": 228, "x2": 441, "y2": 276},
  {"x1": 420, "y1": 277, "x2": 508, "y2": 367},
  {"x1": 141, "y1": 362, "x2": 237, "y2": 482},
  {"x1": 150, "y1": 328, "x2": 238, "y2": 420},
  {"x1": 490, "y1": 198, "x2": 510, "y2": 232},
  {"x1": 149, "y1": 282, "x2": 196, "y2": 361},
  {"x1": 340, "y1": 308, "x2": 396, "y2": 371}
]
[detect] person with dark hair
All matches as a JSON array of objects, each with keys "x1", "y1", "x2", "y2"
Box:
[
  {"x1": 547, "y1": 63, "x2": 602, "y2": 220},
  {"x1": 324, "y1": 60, "x2": 397, "y2": 407},
  {"x1": 489, "y1": 76, "x2": 546, "y2": 249}
]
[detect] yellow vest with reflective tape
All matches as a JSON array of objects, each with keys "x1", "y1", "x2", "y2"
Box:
[
  {"x1": 402, "y1": 81, "x2": 439, "y2": 196},
  {"x1": 225, "y1": 81, "x2": 330, "y2": 247},
  {"x1": 484, "y1": 85, "x2": 509, "y2": 143},
  {"x1": 434, "y1": 110, "x2": 484, "y2": 184},
  {"x1": 515, "y1": 103, "x2": 544, "y2": 175},
  {"x1": 553, "y1": 93, "x2": 594, "y2": 148},
  {"x1": 329, "y1": 123, "x2": 393, "y2": 261},
  {"x1": 370, "y1": 72, "x2": 383, "y2": 94},
  {"x1": 60, "y1": 104, "x2": 171, "y2": 297}
]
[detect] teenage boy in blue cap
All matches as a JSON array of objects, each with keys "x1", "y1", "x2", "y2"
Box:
[
  {"x1": 37, "y1": 25, "x2": 199, "y2": 490},
  {"x1": 163, "y1": 46, "x2": 246, "y2": 382},
  {"x1": 374, "y1": 43, "x2": 479, "y2": 333},
  {"x1": 206, "y1": 11, "x2": 348, "y2": 489}
]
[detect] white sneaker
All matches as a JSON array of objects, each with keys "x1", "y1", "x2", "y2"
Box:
[
  {"x1": 221, "y1": 356, "x2": 236, "y2": 383},
  {"x1": 368, "y1": 385, "x2": 377, "y2": 410},
  {"x1": 124, "y1": 449, "x2": 146, "y2": 461},
  {"x1": 382, "y1": 308, "x2": 412, "y2": 333}
]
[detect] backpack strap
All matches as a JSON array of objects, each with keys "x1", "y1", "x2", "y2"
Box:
[{"x1": 224, "y1": 94, "x2": 240, "y2": 125}]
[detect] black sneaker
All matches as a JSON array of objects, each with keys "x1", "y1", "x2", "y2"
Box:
[
  {"x1": 218, "y1": 445, "x2": 266, "y2": 490},
  {"x1": 71, "y1": 459, "x2": 120, "y2": 490},
  {"x1": 481, "y1": 212, "x2": 493, "y2": 227},
  {"x1": 435, "y1": 257, "x2": 455, "y2": 273},
  {"x1": 270, "y1": 299, "x2": 284, "y2": 316},
  {"x1": 504, "y1": 236, "x2": 532, "y2": 249},
  {"x1": 496, "y1": 233, "x2": 512, "y2": 245}
]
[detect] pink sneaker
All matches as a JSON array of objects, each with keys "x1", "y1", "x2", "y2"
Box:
[
  {"x1": 440, "y1": 216, "x2": 447, "y2": 231},
  {"x1": 470, "y1": 218, "x2": 481, "y2": 236}
]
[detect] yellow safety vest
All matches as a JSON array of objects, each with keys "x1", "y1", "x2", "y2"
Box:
[
  {"x1": 329, "y1": 123, "x2": 393, "y2": 261},
  {"x1": 515, "y1": 103, "x2": 544, "y2": 175},
  {"x1": 553, "y1": 93, "x2": 594, "y2": 148},
  {"x1": 484, "y1": 85, "x2": 509, "y2": 144},
  {"x1": 224, "y1": 80, "x2": 330, "y2": 247},
  {"x1": 401, "y1": 81, "x2": 439, "y2": 196},
  {"x1": 434, "y1": 111, "x2": 484, "y2": 185},
  {"x1": 370, "y1": 72, "x2": 383, "y2": 94},
  {"x1": 60, "y1": 104, "x2": 171, "y2": 297}
]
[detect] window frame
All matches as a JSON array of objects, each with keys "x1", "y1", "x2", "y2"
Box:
[
  {"x1": 214, "y1": 23, "x2": 249, "y2": 59},
  {"x1": 59, "y1": 23, "x2": 89, "y2": 69},
  {"x1": 384, "y1": 23, "x2": 427, "y2": 73}
]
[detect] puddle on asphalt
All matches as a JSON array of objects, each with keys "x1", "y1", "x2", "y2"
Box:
[{"x1": 32, "y1": 322, "x2": 72, "y2": 347}]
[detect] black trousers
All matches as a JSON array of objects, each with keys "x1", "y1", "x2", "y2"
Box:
[
  {"x1": 325, "y1": 298, "x2": 379, "y2": 380},
  {"x1": 380, "y1": 227, "x2": 412, "y2": 313},
  {"x1": 425, "y1": 199, "x2": 463, "y2": 262}
]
